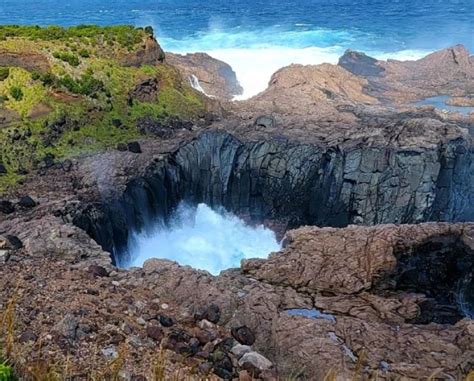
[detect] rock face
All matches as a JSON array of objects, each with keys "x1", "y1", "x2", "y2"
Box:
[
  {"x1": 167, "y1": 52, "x2": 243, "y2": 99},
  {"x1": 122, "y1": 36, "x2": 165, "y2": 67},
  {"x1": 339, "y1": 44, "x2": 474, "y2": 104},
  {"x1": 0, "y1": 50, "x2": 50, "y2": 73},
  {"x1": 73, "y1": 125, "x2": 473, "y2": 257}
]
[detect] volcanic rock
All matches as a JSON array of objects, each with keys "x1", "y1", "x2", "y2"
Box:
[
  {"x1": 146, "y1": 325, "x2": 164, "y2": 342},
  {"x1": 127, "y1": 141, "x2": 142, "y2": 153},
  {"x1": 88, "y1": 264, "x2": 109, "y2": 277},
  {"x1": 122, "y1": 36, "x2": 165, "y2": 67},
  {"x1": 18, "y1": 195, "x2": 37, "y2": 208},
  {"x1": 167, "y1": 52, "x2": 243, "y2": 99},
  {"x1": 0, "y1": 163, "x2": 7, "y2": 175},
  {"x1": 0, "y1": 200, "x2": 14, "y2": 214},
  {"x1": 238, "y1": 352, "x2": 273, "y2": 373},
  {"x1": 231, "y1": 326, "x2": 256, "y2": 345},
  {"x1": 0, "y1": 50, "x2": 50, "y2": 73}
]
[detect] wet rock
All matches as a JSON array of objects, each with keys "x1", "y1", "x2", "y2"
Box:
[
  {"x1": 231, "y1": 326, "x2": 256, "y2": 345},
  {"x1": 18, "y1": 330, "x2": 37, "y2": 343},
  {"x1": 238, "y1": 352, "x2": 273, "y2": 373},
  {"x1": 146, "y1": 325, "x2": 163, "y2": 342},
  {"x1": 127, "y1": 141, "x2": 142, "y2": 153},
  {"x1": 88, "y1": 265, "x2": 109, "y2": 277},
  {"x1": 0, "y1": 200, "x2": 14, "y2": 214},
  {"x1": 18, "y1": 195, "x2": 37, "y2": 208},
  {"x1": 158, "y1": 314, "x2": 174, "y2": 327}
]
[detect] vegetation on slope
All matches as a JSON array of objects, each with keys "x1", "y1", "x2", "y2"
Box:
[{"x1": 0, "y1": 25, "x2": 206, "y2": 192}]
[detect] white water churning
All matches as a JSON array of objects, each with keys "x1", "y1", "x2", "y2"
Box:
[{"x1": 122, "y1": 203, "x2": 281, "y2": 275}]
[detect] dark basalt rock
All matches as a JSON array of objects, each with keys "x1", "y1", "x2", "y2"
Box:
[
  {"x1": 18, "y1": 195, "x2": 37, "y2": 208},
  {"x1": 127, "y1": 141, "x2": 142, "y2": 153},
  {"x1": 70, "y1": 130, "x2": 473, "y2": 268},
  {"x1": 338, "y1": 49, "x2": 385, "y2": 77},
  {"x1": 0, "y1": 163, "x2": 7, "y2": 175},
  {"x1": 137, "y1": 116, "x2": 193, "y2": 139},
  {"x1": 231, "y1": 326, "x2": 255, "y2": 346},
  {"x1": 2, "y1": 235, "x2": 23, "y2": 250},
  {"x1": 159, "y1": 314, "x2": 174, "y2": 327},
  {"x1": 0, "y1": 200, "x2": 14, "y2": 214}
]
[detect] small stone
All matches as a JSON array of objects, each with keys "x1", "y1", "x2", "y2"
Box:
[
  {"x1": 213, "y1": 367, "x2": 233, "y2": 380},
  {"x1": 88, "y1": 265, "x2": 109, "y2": 277},
  {"x1": 146, "y1": 325, "x2": 163, "y2": 342},
  {"x1": 62, "y1": 159, "x2": 73, "y2": 172},
  {"x1": 1, "y1": 235, "x2": 23, "y2": 250},
  {"x1": 0, "y1": 200, "x2": 14, "y2": 214},
  {"x1": 193, "y1": 327, "x2": 215, "y2": 344},
  {"x1": 112, "y1": 118, "x2": 122, "y2": 127},
  {"x1": 239, "y1": 351, "x2": 273, "y2": 373},
  {"x1": 231, "y1": 326, "x2": 255, "y2": 345},
  {"x1": 18, "y1": 196, "x2": 36, "y2": 208},
  {"x1": 159, "y1": 314, "x2": 174, "y2": 327},
  {"x1": 136, "y1": 317, "x2": 146, "y2": 326},
  {"x1": 201, "y1": 304, "x2": 220, "y2": 324},
  {"x1": 18, "y1": 330, "x2": 37, "y2": 343},
  {"x1": 239, "y1": 370, "x2": 253, "y2": 381},
  {"x1": 101, "y1": 345, "x2": 118, "y2": 359},
  {"x1": 198, "y1": 319, "x2": 215, "y2": 330},
  {"x1": 198, "y1": 362, "x2": 212, "y2": 374},
  {"x1": 161, "y1": 303, "x2": 169, "y2": 310},
  {"x1": 231, "y1": 344, "x2": 251, "y2": 359},
  {"x1": 131, "y1": 376, "x2": 147, "y2": 381},
  {"x1": 127, "y1": 141, "x2": 142, "y2": 153},
  {"x1": 111, "y1": 281, "x2": 120, "y2": 287}
]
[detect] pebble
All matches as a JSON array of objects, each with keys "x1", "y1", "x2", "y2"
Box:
[{"x1": 161, "y1": 303, "x2": 169, "y2": 310}]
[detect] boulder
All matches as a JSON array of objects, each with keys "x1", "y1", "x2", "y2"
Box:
[
  {"x1": 122, "y1": 36, "x2": 165, "y2": 67},
  {"x1": 18, "y1": 196, "x2": 37, "y2": 208},
  {"x1": 238, "y1": 352, "x2": 273, "y2": 373},
  {"x1": 0, "y1": 200, "x2": 14, "y2": 214}
]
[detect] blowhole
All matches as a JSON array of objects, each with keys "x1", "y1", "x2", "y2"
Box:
[{"x1": 117, "y1": 202, "x2": 281, "y2": 275}]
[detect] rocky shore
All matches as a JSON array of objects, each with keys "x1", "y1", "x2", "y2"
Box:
[{"x1": 0, "y1": 26, "x2": 473, "y2": 380}]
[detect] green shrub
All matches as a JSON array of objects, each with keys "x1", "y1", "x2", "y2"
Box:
[
  {"x1": 144, "y1": 26, "x2": 154, "y2": 36},
  {"x1": 78, "y1": 48, "x2": 90, "y2": 58},
  {"x1": 0, "y1": 67, "x2": 9, "y2": 81},
  {"x1": 57, "y1": 73, "x2": 104, "y2": 96},
  {"x1": 31, "y1": 71, "x2": 56, "y2": 86},
  {"x1": 9, "y1": 87, "x2": 23, "y2": 101},
  {"x1": 52, "y1": 51, "x2": 80, "y2": 67},
  {"x1": 0, "y1": 362, "x2": 14, "y2": 381}
]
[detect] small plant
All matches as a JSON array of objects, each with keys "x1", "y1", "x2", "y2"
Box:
[
  {"x1": 52, "y1": 51, "x2": 80, "y2": 67},
  {"x1": 0, "y1": 67, "x2": 9, "y2": 81},
  {"x1": 78, "y1": 48, "x2": 90, "y2": 58},
  {"x1": 9, "y1": 87, "x2": 23, "y2": 101},
  {"x1": 0, "y1": 362, "x2": 14, "y2": 381}
]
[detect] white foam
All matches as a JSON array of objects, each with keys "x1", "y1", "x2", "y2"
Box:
[
  {"x1": 125, "y1": 203, "x2": 281, "y2": 275},
  {"x1": 160, "y1": 28, "x2": 432, "y2": 99}
]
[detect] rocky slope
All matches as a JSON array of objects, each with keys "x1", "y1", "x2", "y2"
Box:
[
  {"x1": 338, "y1": 45, "x2": 474, "y2": 105},
  {"x1": 0, "y1": 28, "x2": 473, "y2": 380}
]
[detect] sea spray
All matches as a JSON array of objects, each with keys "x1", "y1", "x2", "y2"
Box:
[{"x1": 123, "y1": 203, "x2": 281, "y2": 275}]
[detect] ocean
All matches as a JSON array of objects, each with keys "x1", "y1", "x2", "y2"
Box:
[{"x1": 1, "y1": 0, "x2": 472, "y2": 97}]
